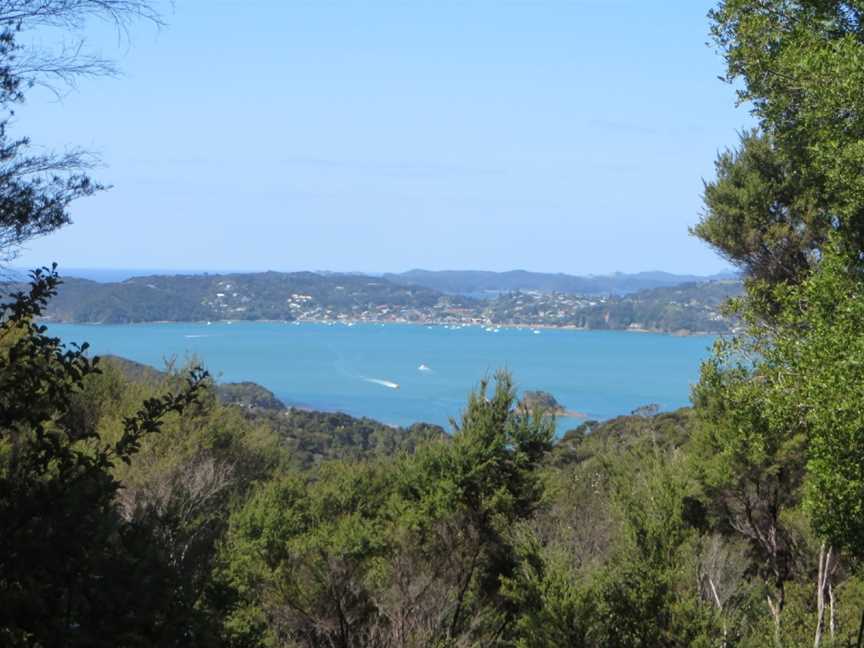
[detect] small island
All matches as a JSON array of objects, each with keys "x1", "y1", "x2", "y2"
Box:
[{"x1": 519, "y1": 390, "x2": 585, "y2": 418}]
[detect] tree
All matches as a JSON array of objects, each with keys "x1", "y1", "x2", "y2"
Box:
[
  {"x1": 694, "y1": 130, "x2": 827, "y2": 288},
  {"x1": 692, "y1": 340, "x2": 808, "y2": 645},
  {"x1": 0, "y1": 266, "x2": 209, "y2": 646},
  {"x1": 696, "y1": 1, "x2": 864, "y2": 289},
  {"x1": 694, "y1": 3, "x2": 864, "y2": 641},
  {"x1": 588, "y1": 446, "x2": 718, "y2": 648},
  {"x1": 766, "y1": 246, "x2": 864, "y2": 560},
  {"x1": 0, "y1": 0, "x2": 161, "y2": 263},
  {"x1": 217, "y1": 372, "x2": 555, "y2": 648}
]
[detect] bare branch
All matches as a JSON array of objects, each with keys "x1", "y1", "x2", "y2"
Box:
[
  {"x1": 0, "y1": 1, "x2": 164, "y2": 31},
  {"x1": 16, "y1": 40, "x2": 119, "y2": 97},
  {"x1": 0, "y1": 0, "x2": 161, "y2": 262}
]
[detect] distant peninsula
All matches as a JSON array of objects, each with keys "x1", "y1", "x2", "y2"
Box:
[{"x1": 10, "y1": 269, "x2": 742, "y2": 334}]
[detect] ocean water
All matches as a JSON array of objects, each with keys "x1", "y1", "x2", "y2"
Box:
[{"x1": 47, "y1": 322, "x2": 716, "y2": 432}]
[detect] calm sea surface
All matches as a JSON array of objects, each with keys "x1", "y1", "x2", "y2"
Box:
[{"x1": 47, "y1": 322, "x2": 716, "y2": 431}]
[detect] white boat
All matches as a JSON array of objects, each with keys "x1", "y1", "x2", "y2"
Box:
[{"x1": 418, "y1": 364, "x2": 431, "y2": 372}]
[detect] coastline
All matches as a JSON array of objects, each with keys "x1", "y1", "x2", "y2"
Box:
[{"x1": 41, "y1": 317, "x2": 724, "y2": 337}]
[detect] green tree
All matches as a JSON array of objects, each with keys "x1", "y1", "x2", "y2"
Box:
[
  {"x1": 590, "y1": 448, "x2": 717, "y2": 648},
  {"x1": 0, "y1": 267, "x2": 209, "y2": 647},
  {"x1": 696, "y1": 0, "x2": 864, "y2": 285},
  {"x1": 217, "y1": 372, "x2": 554, "y2": 648},
  {"x1": 692, "y1": 339, "x2": 808, "y2": 645},
  {"x1": 695, "y1": 130, "x2": 826, "y2": 287},
  {"x1": 761, "y1": 246, "x2": 864, "y2": 562},
  {"x1": 693, "y1": 3, "x2": 864, "y2": 642}
]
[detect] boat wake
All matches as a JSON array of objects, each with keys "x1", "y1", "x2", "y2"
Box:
[{"x1": 363, "y1": 377, "x2": 400, "y2": 390}]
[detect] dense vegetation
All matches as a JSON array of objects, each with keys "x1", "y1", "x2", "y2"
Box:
[
  {"x1": 104, "y1": 355, "x2": 288, "y2": 411},
  {"x1": 102, "y1": 354, "x2": 447, "y2": 471},
  {"x1": 5, "y1": 0, "x2": 864, "y2": 646}
]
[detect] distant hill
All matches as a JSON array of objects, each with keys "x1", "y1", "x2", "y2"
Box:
[
  {"x1": 35, "y1": 271, "x2": 472, "y2": 324},
  {"x1": 41, "y1": 266, "x2": 737, "y2": 297},
  {"x1": 4, "y1": 269, "x2": 741, "y2": 333},
  {"x1": 482, "y1": 280, "x2": 742, "y2": 334},
  {"x1": 383, "y1": 269, "x2": 737, "y2": 296},
  {"x1": 100, "y1": 355, "x2": 446, "y2": 470},
  {"x1": 571, "y1": 280, "x2": 742, "y2": 333}
]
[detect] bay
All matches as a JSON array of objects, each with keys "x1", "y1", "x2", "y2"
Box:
[{"x1": 47, "y1": 322, "x2": 715, "y2": 431}]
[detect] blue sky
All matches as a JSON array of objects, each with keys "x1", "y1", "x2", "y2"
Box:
[{"x1": 15, "y1": 0, "x2": 748, "y2": 275}]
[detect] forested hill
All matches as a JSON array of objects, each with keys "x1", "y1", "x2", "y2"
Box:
[
  {"x1": 383, "y1": 268, "x2": 736, "y2": 296},
  {"x1": 508, "y1": 279, "x2": 742, "y2": 333},
  {"x1": 36, "y1": 271, "x2": 473, "y2": 324},
  {"x1": 19, "y1": 271, "x2": 741, "y2": 332},
  {"x1": 102, "y1": 355, "x2": 446, "y2": 470}
]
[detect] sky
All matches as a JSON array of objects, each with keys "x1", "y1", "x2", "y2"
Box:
[{"x1": 14, "y1": 0, "x2": 750, "y2": 275}]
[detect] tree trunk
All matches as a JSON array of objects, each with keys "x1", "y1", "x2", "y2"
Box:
[
  {"x1": 815, "y1": 542, "x2": 829, "y2": 648},
  {"x1": 768, "y1": 594, "x2": 782, "y2": 648},
  {"x1": 708, "y1": 575, "x2": 728, "y2": 647}
]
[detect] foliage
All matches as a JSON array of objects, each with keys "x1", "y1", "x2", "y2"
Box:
[
  {"x1": 690, "y1": 3, "x2": 864, "y2": 645},
  {"x1": 0, "y1": 267, "x2": 210, "y2": 646},
  {"x1": 216, "y1": 381, "x2": 287, "y2": 411},
  {"x1": 692, "y1": 335, "x2": 809, "y2": 624},
  {"x1": 217, "y1": 372, "x2": 554, "y2": 647},
  {"x1": 695, "y1": 130, "x2": 825, "y2": 287},
  {"x1": 769, "y1": 246, "x2": 864, "y2": 560},
  {"x1": 258, "y1": 408, "x2": 445, "y2": 471},
  {"x1": 697, "y1": 1, "x2": 864, "y2": 291}
]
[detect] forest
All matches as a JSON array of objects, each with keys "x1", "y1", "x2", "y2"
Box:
[{"x1": 4, "y1": 1, "x2": 864, "y2": 646}]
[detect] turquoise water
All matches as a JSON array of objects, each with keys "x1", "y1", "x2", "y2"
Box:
[{"x1": 47, "y1": 322, "x2": 715, "y2": 431}]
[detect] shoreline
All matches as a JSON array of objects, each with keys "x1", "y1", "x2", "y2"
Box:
[{"x1": 40, "y1": 317, "x2": 723, "y2": 337}]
